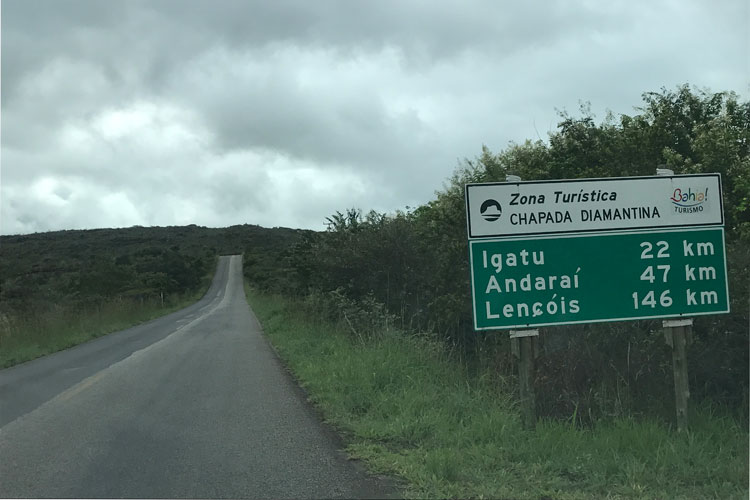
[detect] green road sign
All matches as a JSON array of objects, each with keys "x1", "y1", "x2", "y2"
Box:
[{"x1": 469, "y1": 227, "x2": 729, "y2": 330}]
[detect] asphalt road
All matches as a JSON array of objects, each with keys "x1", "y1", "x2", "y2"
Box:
[{"x1": 0, "y1": 255, "x2": 394, "y2": 498}]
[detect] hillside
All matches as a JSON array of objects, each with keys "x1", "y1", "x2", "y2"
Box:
[{"x1": 0, "y1": 224, "x2": 307, "y2": 366}]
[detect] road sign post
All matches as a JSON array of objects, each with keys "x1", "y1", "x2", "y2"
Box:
[
  {"x1": 663, "y1": 318, "x2": 692, "y2": 432},
  {"x1": 465, "y1": 172, "x2": 729, "y2": 432},
  {"x1": 510, "y1": 328, "x2": 539, "y2": 430}
]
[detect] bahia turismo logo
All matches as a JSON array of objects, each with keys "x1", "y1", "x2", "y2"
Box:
[
  {"x1": 480, "y1": 199, "x2": 502, "y2": 221},
  {"x1": 670, "y1": 187, "x2": 708, "y2": 214}
]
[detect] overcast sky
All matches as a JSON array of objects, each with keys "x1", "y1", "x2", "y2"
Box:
[{"x1": 1, "y1": 0, "x2": 748, "y2": 235}]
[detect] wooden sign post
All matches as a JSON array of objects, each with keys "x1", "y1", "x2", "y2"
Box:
[
  {"x1": 510, "y1": 328, "x2": 539, "y2": 430},
  {"x1": 663, "y1": 318, "x2": 693, "y2": 432}
]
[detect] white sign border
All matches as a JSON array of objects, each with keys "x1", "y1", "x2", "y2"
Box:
[{"x1": 465, "y1": 173, "x2": 725, "y2": 240}]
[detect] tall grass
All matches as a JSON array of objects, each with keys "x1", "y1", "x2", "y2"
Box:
[
  {"x1": 247, "y1": 287, "x2": 749, "y2": 499},
  {"x1": 0, "y1": 281, "x2": 211, "y2": 368}
]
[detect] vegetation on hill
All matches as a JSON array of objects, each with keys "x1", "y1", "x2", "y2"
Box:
[
  {"x1": 247, "y1": 85, "x2": 749, "y2": 423},
  {"x1": 0, "y1": 224, "x2": 307, "y2": 366}
]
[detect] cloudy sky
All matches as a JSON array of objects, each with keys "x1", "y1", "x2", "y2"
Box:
[{"x1": 1, "y1": 0, "x2": 748, "y2": 235}]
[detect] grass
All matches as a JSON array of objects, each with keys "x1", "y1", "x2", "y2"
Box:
[
  {"x1": 246, "y1": 287, "x2": 749, "y2": 499},
  {"x1": 0, "y1": 277, "x2": 213, "y2": 368}
]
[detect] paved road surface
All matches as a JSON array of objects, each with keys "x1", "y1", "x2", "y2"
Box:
[{"x1": 0, "y1": 255, "x2": 394, "y2": 498}]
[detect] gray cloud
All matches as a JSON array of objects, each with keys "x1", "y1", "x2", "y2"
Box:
[{"x1": 2, "y1": 0, "x2": 747, "y2": 235}]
